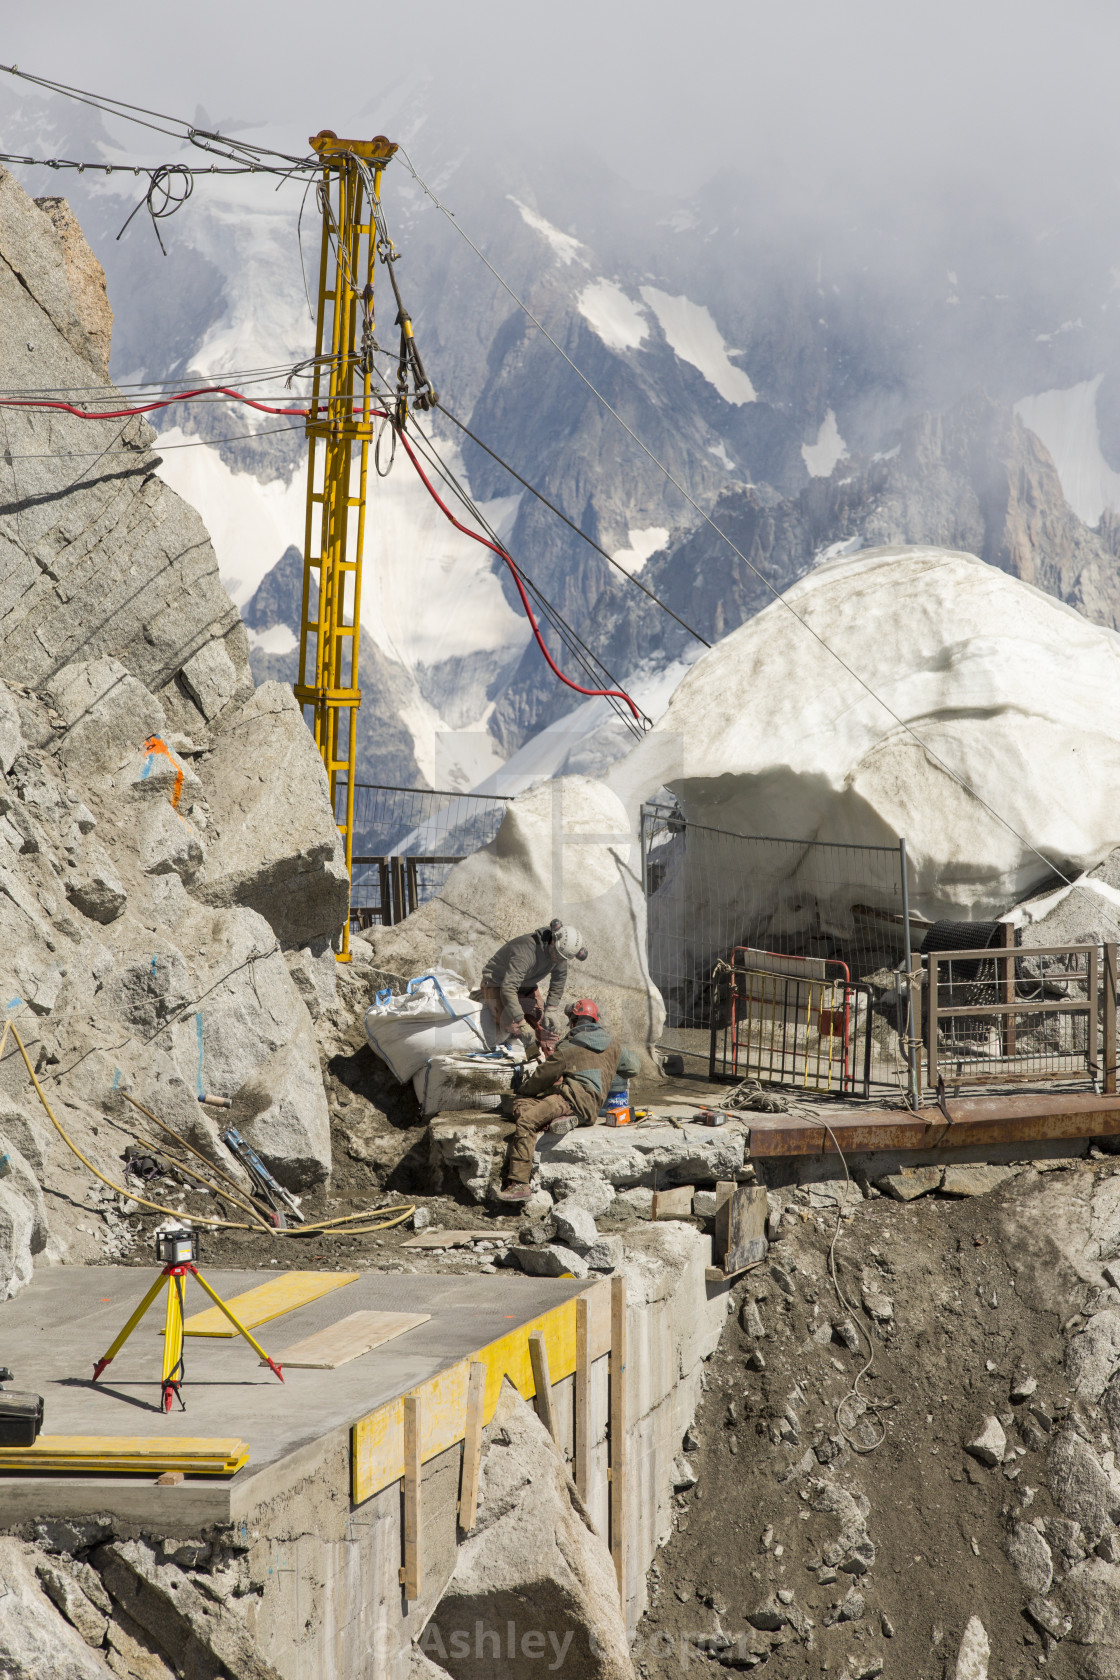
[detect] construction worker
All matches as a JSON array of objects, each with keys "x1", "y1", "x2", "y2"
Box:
[
  {"x1": 480, "y1": 919, "x2": 588, "y2": 1057},
  {"x1": 494, "y1": 999, "x2": 640, "y2": 1203}
]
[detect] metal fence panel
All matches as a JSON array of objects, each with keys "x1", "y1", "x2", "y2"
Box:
[
  {"x1": 643, "y1": 799, "x2": 911, "y2": 1093},
  {"x1": 341, "y1": 783, "x2": 510, "y2": 922},
  {"x1": 924, "y1": 942, "x2": 1112, "y2": 1090}
]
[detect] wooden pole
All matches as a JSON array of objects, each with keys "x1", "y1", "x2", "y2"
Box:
[
  {"x1": 458, "y1": 1362, "x2": 486, "y2": 1532},
  {"x1": 609, "y1": 1275, "x2": 627, "y2": 1605},
  {"x1": 574, "y1": 1295, "x2": 591, "y2": 1502},
  {"x1": 401, "y1": 1394, "x2": 421, "y2": 1599},
  {"x1": 528, "y1": 1330, "x2": 558, "y2": 1443}
]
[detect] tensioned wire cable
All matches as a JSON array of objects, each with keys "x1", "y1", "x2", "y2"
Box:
[
  {"x1": 398, "y1": 405, "x2": 647, "y2": 736},
  {"x1": 0, "y1": 423, "x2": 304, "y2": 459},
  {"x1": 396, "y1": 143, "x2": 1118, "y2": 930}
]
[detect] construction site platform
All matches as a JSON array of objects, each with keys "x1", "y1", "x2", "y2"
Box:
[{"x1": 0, "y1": 1265, "x2": 589, "y2": 1528}]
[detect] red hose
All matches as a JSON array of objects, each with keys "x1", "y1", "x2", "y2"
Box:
[
  {"x1": 393, "y1": 426, "x2": 641, "y2": 721},
  {"x1": 1, "y1": 387, "x2": 642, "y2": 721}
]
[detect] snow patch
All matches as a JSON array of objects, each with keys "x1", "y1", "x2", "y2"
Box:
[
  {"x1": 708, "y1": 441, "x2": 736, "y2": 472},
  {"x1": 508, "y1": 197, "x2": 587, "y2": 267},
  {"x1": 802, "y1": 409, "x2": 848, "y2": 478},
  {"x1": 154, "y1": 428, "x2": 306, "y2": 606},
  {"x1": 611, "y1": 526, "x2": 669, "y2": 576},
  {"x1": 1015, "y1": 374, "x2": 1120, "y2": 525},
  {"x1": 622, "y1": 544, "x2": 1120, "y2": 923},
  {"x1": 640, "y1": 287, "x2": 756, "y2": 404},
  {"x1": 577, "y1": 279, "x2": 648, "y2": 351},
  {"x1": 247, "y1": 624, "x2": 298, "y2": 656}
]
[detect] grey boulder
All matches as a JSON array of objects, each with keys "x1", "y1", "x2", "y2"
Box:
[
  {"x1": 192, "y1": 683, "x2": 349, "y2": 949},
  {"x1": 429, "y1": 1380, "x2": 634, "y2": 1680}
]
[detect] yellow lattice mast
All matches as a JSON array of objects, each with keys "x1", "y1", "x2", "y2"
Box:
[{"x1": 295, "y1": 130, "x2": 397, "y2": 962}]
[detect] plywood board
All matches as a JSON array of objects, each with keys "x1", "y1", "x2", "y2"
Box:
[
  {"x1": 651, "y1": 1184, "x2": 695, "y2": 1220},
  {"x1": 271, "y1": 1310, "x2": 430, "y2": 1369},
  {"x1": 181, "y1": 1272, "x2": 360, "y2": 1338}
]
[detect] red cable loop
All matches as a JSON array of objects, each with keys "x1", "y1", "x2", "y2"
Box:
[
  {"x1": 0, "y1": 386, "x2": 310, "y2": 420},
  {"x1": 392, "y1": 425, "x2": 642, "y2": 721},
  {"x1": 0, "y1": 387, "x2": 642, "y2": 722}
]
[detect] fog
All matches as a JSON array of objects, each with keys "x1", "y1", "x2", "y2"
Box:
[{"x1": 4, "y1": 0, "x2": 1119, "y2": 211}]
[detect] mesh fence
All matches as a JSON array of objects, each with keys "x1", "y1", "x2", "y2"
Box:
[
  {"x1": 642, "y1": 799, "x2": 912, "y2": 1092},
  {"x1": 342, "y1": 783, "x2": 510, "y2": 921}
]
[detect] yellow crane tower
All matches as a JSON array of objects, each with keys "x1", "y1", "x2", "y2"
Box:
[{"x1": 294, "y1": 129, "x2": 396, "y2": 962}]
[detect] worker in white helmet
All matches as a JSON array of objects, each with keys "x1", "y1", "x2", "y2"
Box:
[{"x1": 480, "y1": 919, "x2": 588, "y2": 1056}]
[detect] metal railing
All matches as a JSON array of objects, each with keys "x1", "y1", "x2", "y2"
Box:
[
  {"x1": 919, "y1": 941, "x2": 1118, "y2": 1092},
  {"x1": 342, "y1": 783, "x2": 510, "y2": 926},
  {"x1": 708, "y1": 949, "x2": 873, "y2": 1097}
]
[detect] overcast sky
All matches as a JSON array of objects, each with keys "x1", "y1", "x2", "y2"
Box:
[{"x1": 5, "y1": 0, "x2": 1120, "y2": 209}]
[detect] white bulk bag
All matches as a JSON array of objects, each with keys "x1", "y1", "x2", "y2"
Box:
[
  {"x1": 412, "y1": 1047, "x2": 523, "y2": 1119},
  {"x1": 364, "y1": 970, "x2": 486, "y2": 1084}
]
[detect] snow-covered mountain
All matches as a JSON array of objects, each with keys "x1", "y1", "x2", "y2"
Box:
[{"x1": 5, "y1": 79, "x2": 1120, "y2": 793}]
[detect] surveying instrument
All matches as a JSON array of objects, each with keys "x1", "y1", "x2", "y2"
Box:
[{"x1": 91, "y1": 1221, "x2": 284, "y2": 1413}]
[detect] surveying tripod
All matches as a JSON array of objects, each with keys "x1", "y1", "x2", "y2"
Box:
[{"x1": 91, "y1": 1226, "x2": 284, "y2": 1413}]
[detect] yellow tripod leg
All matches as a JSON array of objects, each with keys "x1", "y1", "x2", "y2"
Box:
[
  {"x1": 91, "y1": 1269, "x2": 170, "y2": 1381},
  {"x1": 191, "y1": 1269, "x2": 284, "y2": 1382},
  {"x1": 161, "y1": 1273, "x2": 185, "y2": 1412}
]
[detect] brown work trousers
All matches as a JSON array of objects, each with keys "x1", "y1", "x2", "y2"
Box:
[{"x1": 506, "y1": 1091, "x2": 574, "y2": 1185}]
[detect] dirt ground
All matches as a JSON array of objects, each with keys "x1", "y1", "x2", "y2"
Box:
[{"x1": 635, "y1": 1155, "x2": 1120, "y2": 1680}]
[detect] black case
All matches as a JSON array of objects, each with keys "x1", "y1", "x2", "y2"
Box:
[{"x1": 0, "y1": 1389, "x2": 44, "y2": 1446}]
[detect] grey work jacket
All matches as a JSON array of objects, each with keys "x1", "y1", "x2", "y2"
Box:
[{"x1": 481, "y1": 927, "x2": 566, "y2": 1021}]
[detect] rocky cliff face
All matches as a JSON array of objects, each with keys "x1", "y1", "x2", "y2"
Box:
[{"x1": 0, "y1": 168, "x2": 348, "y2": 1296}]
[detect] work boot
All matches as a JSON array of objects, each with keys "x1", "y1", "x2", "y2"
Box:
[
  {"x1": 548, "y1": 1114, "x2": 578, "y2": 1137},
  {"x1": 494, "y1": 1182, "x2": 532, "y2": 1203}
]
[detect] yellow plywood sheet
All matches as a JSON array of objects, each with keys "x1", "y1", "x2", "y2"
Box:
[
  {"x1": 351, "y1": 1278, "x2": 612, "y2": 1504},
  {"x1": 180, "y1": 1272, "x2": 361, "y2": 1338},
  {"x1": 272, "y1": 1310, "x2": 431, "y2": 1369},
  {"x1": 0, "y1": 1436, "x2": 249, "y2": 1475}
]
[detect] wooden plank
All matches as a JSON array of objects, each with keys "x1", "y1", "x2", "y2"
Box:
[
  {"x1": 574, "y1": 1295, "x2": 592, "y2": 1503},
  {"x1": 0, "y1": 1435, "x2": 249, "y2": 1475},
  {"x1": 705, "y1": 1260, "x2": 765, "y2": 1284},
  {"x1": 609, "y1": 1275, "x2": 627, "y2": 1603},
  {"x1": 181, "y1": 1272, "x2": 360, "y2": 1338},
  {"x1": 269, "y1": 1310, "x2": 430, "y2": 1369},
  {"x1": 745, "y1": 1091, "x2": 1120, "y2": 1157},
  {"x1": 528, "y1": 1330, "x2": 558, "y2": 1442},
  {"x1": 401, "y1": 1394, "x2": 421, "y2": 1600},
  {"x1": 651, "y1": 1184, "x2": 695, "y2": 1221},
  {"x1": 400, "y1": 1230, "x2": 488, "y2": 1249},
  {"x1": 725, "y1": 1185, "x2": 769, "y2": 1273},
  {"x1": 712, "y1": 1179, "x2": 735, "y2": 1266},
  {"x1": 458, "y1": 1362, "x2": 486, "y2": 1532}
]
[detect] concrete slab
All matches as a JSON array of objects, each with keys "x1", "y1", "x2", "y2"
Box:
[{"x1": 0, "y1": 1266, "x2": 588, "y2": 1527}]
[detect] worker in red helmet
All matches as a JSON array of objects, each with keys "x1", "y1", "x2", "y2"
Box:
[
  {"x1": 494, "y1": 998, "x2": 640, "y2": 1202},
  {"x1": 480, "y1": 919, "x2": 589, "y2": 1057}
]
